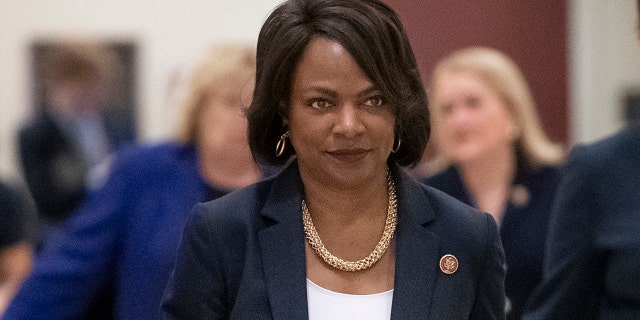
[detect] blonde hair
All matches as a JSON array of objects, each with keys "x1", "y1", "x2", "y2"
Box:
[
  {"x1": 175, "y1": 43, "x2": 256, "y2": 144},
  {"x1": 429, "y1": 47, "x2": 564, "y2": 169}
]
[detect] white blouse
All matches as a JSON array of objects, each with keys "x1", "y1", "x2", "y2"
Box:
[{"x1": 306, "y1": 279, "x2": 393, "y2": 320}]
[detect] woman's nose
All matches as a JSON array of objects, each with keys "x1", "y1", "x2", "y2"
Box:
[
  {"x1": 448, "y1": 106, "x2": 471, "y2": 124},
  {"x1": 333, "y1": 104, "x2": 365, "y2": 138}
]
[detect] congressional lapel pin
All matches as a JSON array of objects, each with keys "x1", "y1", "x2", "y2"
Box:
[{"x1": 439, "y1": 254, "x2": 458, "y2": 274}]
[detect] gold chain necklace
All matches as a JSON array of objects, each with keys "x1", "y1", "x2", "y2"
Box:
[{"x1": 301, "y1": 170, "x2": 397, "y2": 272}]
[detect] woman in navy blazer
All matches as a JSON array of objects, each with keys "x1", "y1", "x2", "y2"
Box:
[
  {"x1": 420, "y1": 48, "x2": 565, "y2": 319},
  {"x1": 523, "y1": 2, "x2": 640, "y2": 317},
  {"x1": 162, "y1": 1, "x2": 505, "y2": 319},
  {"x1": 523, "y1": 124, "x2": 640, "y2": 319}
]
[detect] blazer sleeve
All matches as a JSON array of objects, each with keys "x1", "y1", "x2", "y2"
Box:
[
  {"x1": 523, "y1": 146, "x2": 602, "y2": 319},
  {"x1": 17, "y1": 123, "x2": 86, "y2": 221},
  {"x1": 162, "y1": 203, "x2": 226, "y2": 320},
  {"x1": 2, "y1": 151, "x2": 131, "y2": 320},
  {"x1": 471, "y1": 212, "x2": 506, "y2": 320}
]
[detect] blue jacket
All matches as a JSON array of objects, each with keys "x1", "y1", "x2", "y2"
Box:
[
  {"x1": 523, "y1": 125, "x2": 640, "y2": 319},
  {"x1": 424, "y1": 165, "x2": 562, "y2": 320},
  {"x1": 162, "y1": 161, "x2": 506, "y2": 319},
  {"x1": 4, "y1": 142, "x2": 227, "y2": 320}
]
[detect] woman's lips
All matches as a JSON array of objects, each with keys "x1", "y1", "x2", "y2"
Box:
[{"x1": 327, "y1": 148, "x2": 370, "y2": 162}]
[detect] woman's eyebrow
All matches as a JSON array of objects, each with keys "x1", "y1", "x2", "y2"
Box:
[
  {"x1": 299, "y1": 85, "x2": 380, "y2": 99},
  {"x1": 358, "y1": 86, "x2": 381, "y2": 98},
  {"x1": 303, "y1": 86, "x2": 338, "y2": 99}
]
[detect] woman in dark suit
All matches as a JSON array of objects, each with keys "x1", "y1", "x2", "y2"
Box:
[
  {"x1": 523, "y1": 2, "x2": 640, "y2": 318},
  {"x1": 420, "y1": 48, "x2": 565, "y2": 319},
  {"x1": 522, "y1": 124, "x2": 640, "y2": 319},
  {"x1": 162, "y1": 1, "x2": 505, "y2": 319}
]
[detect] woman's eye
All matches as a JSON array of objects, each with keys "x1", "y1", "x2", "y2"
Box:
[
  {"x1": 309, "y1": 99, "x2": 332, "y2": 109},
  {"x1": 466, "y1": 97, "x2": 480, "y2": 108},
  {"x1": 363, "y1": 96, "x2": 386, "y2": 108}
]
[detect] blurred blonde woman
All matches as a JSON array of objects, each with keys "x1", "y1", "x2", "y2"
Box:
[
  {"x1": 421, "y1": 47, "x2": 565, "y2": 320},
  {"x1": 4, "y1": 43, "x2": 275, "y2": 320}
]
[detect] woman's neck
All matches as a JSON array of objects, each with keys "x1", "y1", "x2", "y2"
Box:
[
  {"x1": 300, "y1": 169, "x2": 390, "y2": 223},
  {"x1": 198, "y1": 149, "x2": 261, "y2": 190},
  {"x1": 457, "y1": 147, "x2": 517, "y2": 224}
]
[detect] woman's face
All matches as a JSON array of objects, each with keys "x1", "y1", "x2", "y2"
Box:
[
  {"x1": 198, "y1": 81, "x2": 252, "y2": 160},
  {"x1": 430, "y1": 70, "x2": 518, "y2": 165},
  {"x1": 287, "y1": 37, "x2": 396, "y2": 188}
]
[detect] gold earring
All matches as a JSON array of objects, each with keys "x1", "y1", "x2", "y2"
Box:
[
  {"x1": 275, "y1": 131, "x2": 290, "y2": 157},
  {"x1": 391, "y1": 136, "x2": 401, "y2": 153}
]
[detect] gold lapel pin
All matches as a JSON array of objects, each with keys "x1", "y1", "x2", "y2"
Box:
[{"x1": 439, "y1": 254, "x2": 458, "y2": 274}]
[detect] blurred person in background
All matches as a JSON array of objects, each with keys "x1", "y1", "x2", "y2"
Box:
[
  {"x1": 3, "y1": 43, "x2": 274, "y2": 320},
  {"x1": 0, "y1": 179, "x2": 36, "y2": 316},
  {"x1": 522, "y1": 2, "x2": 640, "y2": 318},
  {"x1": 17, "y1": 44, "x2": 136, "y2": 234},
  {"x1": 421, "y1": 47, "x2": 565, "y2": 319}
]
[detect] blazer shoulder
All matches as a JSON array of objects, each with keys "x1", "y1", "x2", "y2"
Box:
[
  {"x1": 422, "y1": 182, "x2": 482, "y2": 217},
  {"x1": 574, "y1": 126, "x2": 640, "y2": 163},
  {"x1": 18, "y1": 114, "x2": 64, "y2": 145},
  {"x1": 421, "y1": 166, "x2": 456, "y2": 187},
  {"x1": 410, "y1": 181, "x2": 502, "y2": 280},
  {"x1": 565, "y1": 128, "x2": 639, "y2": 183},
  {"x1": 419, "y1": 182, "x2": 497, "y2": 242},
  {"x1": 196, "y1": 178, "x2": 275, "y2": 228},
  {"x1": 107, "y1": 142, "x2": 192, "y2": 177}
]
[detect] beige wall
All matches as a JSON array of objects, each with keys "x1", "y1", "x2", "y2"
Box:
[{"x1": 569, "y1": 0, "x2": 640, "y2": 145}]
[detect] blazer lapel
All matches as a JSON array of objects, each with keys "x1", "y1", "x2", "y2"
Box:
[
  {"x1": 391, "y1": 170, "x2": 441, "y2": 320},
  {"x1": 256, "y1": 164, "x2": 442, "y2": 319},
  {"x1": 258, "y1": 162, "x2": 309, "y2": 320}
]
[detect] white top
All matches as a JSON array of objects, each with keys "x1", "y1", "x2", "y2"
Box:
[{"x1": 306, "y1": 279, "x2": 393, "y2": 320}]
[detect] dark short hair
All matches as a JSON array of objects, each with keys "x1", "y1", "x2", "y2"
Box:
[{"x1": 246, "y1": 0, "x2": 430, "y2": 167}]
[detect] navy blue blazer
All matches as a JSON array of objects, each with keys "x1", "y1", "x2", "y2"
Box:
[
  {"x1": 163, "y1": 161, "x2": 506, "y2": 319},
  {"x1": 523, "y1": 125, "x2": 640, "y2": 319},
  {"x1": 4, "y1": 142, "x2": 224, "y2": 320},
  {"x1": 424, "y1": 165, "x2": 562, "y2": 320}
]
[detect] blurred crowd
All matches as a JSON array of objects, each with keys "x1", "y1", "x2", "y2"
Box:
[{"x1": 1, "y1": 41, "x2": 275, "y2": 319}]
